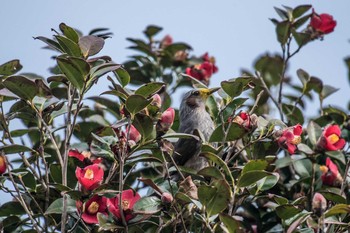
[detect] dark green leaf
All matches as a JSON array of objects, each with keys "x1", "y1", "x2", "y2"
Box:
[
  {"x1": 79, "y1": 35, "x2": 105, "y2": 57},
  {"x1": 133, "y1": 196, "x2": 161, "y2": 214},
  {"x1": 198, "y1": 166, "x2": 224, "y2": 180},
  {"x1": 254, "y1": 54, "x2": 283, "y2": 86},
  {"x1": 33, "y1": 36, "x2": 63, "y2": 52},
  {"x1": 3, "y1": 75, "x2": 38, "y2": 100},
  {"x1": 219, "y1": 213, "x2": 242, "y2": 233},
  {"x1": 276, "y1": 20, "x2": 290, "y2": 45},
  {"x1": 143, "y1": 25, "x2": 162, "y2": 38},
  {"x1": 57, "y1": 56, "x2": 90, "y2": 91},
  {"x1": 114, "y1": 68, "x2": 130, "y2": 87},
  {"x1": 0, "y1": 144, "x2": 35, "y2": 154},
  {"x1": 11, "y1": 168, "x2": 36, "y2": 190},
  {"x1": 282, "y1": 103, "x2": 304, "y2": 125},
  {"x1": 292, "y1": 29, "x2": 311, "y2": 47},
  {"x1": 297, "y1": 143, "x2": 314, "y2": 155},
  {"x1": 297, "y1": 69, "x2": 309, "y2": 86},
  {"x1": 125, "y1": 94, "x2": 152, "y2": 115},
  {"x1": 292, "y1": 5, "x2": 312, "y2": 18},
  {"x1": 135, "y1": 82, "x2": 165, "y2": 97},
  {"x1": 0, "y1": 59, "x2": 22, "y2": 76},
  {"x1": 307, "y1": 121, "x2": 322, "y2": 146},
  {"x1": 133, "y1": 113, "x2": 155, "y2": 141},
  {"x1": 209, "y1": 123, "x2": 246, "y2": 143},
  {"x1": 55, "y1": 35, "x2": 81, "y2": 57},
  {"x1": 90, "y1": 134, "x2": 117, "y2": 161},
  {"x1": 321, "y1": 85, "x2": 339, "y2": 100},
  {"x1": 221, "y1": 77, "x2": 253, "y2": 98},
  {"x1": 325, "y1": 151, "x2": 346, "y2": 165},
  {"x1": 293, "y1": 159, "x2": 312, "y2": 178},
  {"x1": 256, "y1": 173, "x2": 279, "y2": 191},
  {"x1": 242, "y1": 160, "x2": 268, "y2": 174},
  {"x1": 276, "y1": 204, "x2": 301, "y2": 219},
  {"x1": 319, "y1": 191, "x2": 347, "y2": 204},
  {"x1": 325, "y1": 204, "x2": 350, "y2": 217},
  {"x1": 198, "y1": 179, "x2": 231, "y2": 216},
  {"x1": 238, "y1": 170, "x2": 270, "y2": 187},
  {"x1": 45, "y1": 197, "x2": 77, "y2": 215},
  {"x1": 305, "y1": 77, "x2": 323, "y2": 93},
  {"x1": 0, "y1": 202, "x2": 26, "y2": 216},
  {"x1": 59, "y1": 23, "x2": 79, "y2": 43},
  {"x1": 274, "y1": 7, "x2": 288, "y2": 20}
]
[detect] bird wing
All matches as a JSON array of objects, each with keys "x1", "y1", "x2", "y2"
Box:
[{"x1": 173, "y1": 128, "x2": 201, "y2": 166}]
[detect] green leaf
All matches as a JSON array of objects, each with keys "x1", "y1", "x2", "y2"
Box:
[
  {"x1": 209, "y1": 123, "x2": 246, "y2": 143},
  {"x1": 307, "y1": 121, "x2": 322, "y2": 146},
  {"x1": 296, "y1": 69, "x2": 309, "y2": 86},
  {"x1": 325, "y1": 204, "x2": 350, "y2": 217},
  {"x1": 297, "y1": 143, "x2": 314, "y2": 155},
  {"x1": 90, "y1": 134, "x2": 117, "y2": 161},
  {"x1": 55, "y1": 35, "x2": 81, "y2": 57},
  {"x1": 143, "y1": 25, "x2": 162, "y2": 38},
  {"x1": 79, "y1": 35, "x2": 105, "y2": 57},
  {"x1": 219, "y1": 213, "x2": 242, "y2": 233},
  {"x1": 319, "y1": 191, "x2": 347, "y2": 204},
  {"x1": 256, "y1": 173, "x2": 279, "y2": 191},
  {"x1": 274, "y1": 7, "x2": 288, "y2": 20},
  {"x1": 198, "y1": 179, "x2": 231, "y2": 216},
  {"x1": 11, "y1": 168, "x2": 36, "y2": 190},
  {"x1": 242, "y1": 160, "x2": 268, "y2": 174},
  {"x1": 125, "y1": 94, "x2": 152, "y2": 115},
  {"x1": 135, "y1": 82, "x2": 165, "y2": 97},
  {"x1": 33, "y1": 36, "x2": 63, "y2": 52},
  {"x1": 45, "y1": 197, "x2": 77, "y2": 215},
  {"x1": 201, "y1": 152, "x2": 235, "y2": 186},
  {"x1": 305, "y1": 76, "x2": 323, "y2": 93},
  {"x1": 276, "y1": 20, "x2": 290, "y2": 45},
  {"x1": 59, "y1": 23, "x2": 79, "y2": 43},
  {"x1": 0, "y1": 59, "x2": 22, "y2": 76},
  {"x1": 133, "y1": 196, "x2": 161, "y2": 214},
  {"x1": 275, "y1": 204, "x2": 301, "y2": 219},
  {"x1": 238, "y1": 170, "x2": 271, "y2": 188},
  {"x1": 133, "y1": 113, "x2": 155, "y2": 141},
  {"x1": 114, "y1": 68, "x2": 130, "y2": 87},
  {"x1": 320, "y1": 85, "x2": 339, "y2": 100},
  {"x1": 0, "y1": 202, "x2": 26, "y2": 216},
  {"x1": 3, "y1": 75, "x2": 38, "y2": 100},
  {"x1": 0, "y1": 144, "x2": 35, "y2": 154},
  {"x1": 282, "y1": 103, "x2": 304, "y2": 125},
  {"x1": 292, "y1": 5, "x2": 312, "y2": 18},
  {"x1": 325, "y1": 150, "x2": 346, "y2": 165},
  {"x1": 57, "y1": 56, "x2": 90, "y2": 91},
  {"x1": 292, "y1": 29, "x2": 311, "y2": 47},
  {"x1": 221, "y1": 77, "x2": 253, "y2": 98},
  {"x1": 293, "y1": 159, "x2": 312, "y2": 178},
  {"x1": 198, "y1": 166, "x2": 224, "y2": 180},
  {"x1": 89, "y1": 63, "x2": 121, "y2": 83}
]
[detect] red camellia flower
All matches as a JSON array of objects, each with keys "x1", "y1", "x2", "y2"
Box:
[
  {"x1": 125, "y1": 125, "x2": 141, "y2": 144},
  {"x1": 232, "y1": 112, "x2": 251, "y2": 130},
  {"x1": 107, "y1": 189, "x2": 141, "y2": 222},
  {"x1": 310, "y1": 10, "x2": 337, "y2": 34},
  {"x1": 202, "y1": 52, "x2": 218, "y2": 73},
  {"x1": 277, "y1": 124, "x2": 303, "y2": 154},
  {"x1": 317, "y1": 125, "x2": 345, "y2": 151},
  {"x1": 320, "y1": 157, "x2": 342, "y2": 186},
  {"x1": 69, "y1": 150, "x2": 102, "y2": 165},
  {"x1": 159, "y1": 108, "x2": 175, "y2": 132},
  {"x1": 76, "y1": 164, "x2": 104, "y2": 191},
  {"x1": 0, "y1": 155, "x2": 7, "y2": 175},
  {"x1": 78, "y1": 195, "x2": 108, "y2": 224},
  {"x1": 186, "y1": 61, "x2": 214, "y2": 84}
]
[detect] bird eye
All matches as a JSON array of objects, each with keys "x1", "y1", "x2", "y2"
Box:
[{"x1": 192, "y1": 91, "x2": 200, "y2": 96}]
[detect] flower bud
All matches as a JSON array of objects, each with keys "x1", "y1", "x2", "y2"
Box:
[
  {"x1": 160, "y1": 35, "x2": 173, "y2": 48},
  {"x1": 159, "y1": 108, "x2": 175, "y2": 132},
  {"x1": 127, "y1": 125, "x2": 141, "y2": 143},
  {"x1": 161, "y1": 192, "x2": 174, "y2": 204},
  {"x1": 0, "y1": 155, "x2": 7, "y2": 175},
  {"x1": 312, "y1": 192, "x2": 327, "y2": 216},
  {"x1": 151, "y1": 94, "x2": 162, "y2": 109}
]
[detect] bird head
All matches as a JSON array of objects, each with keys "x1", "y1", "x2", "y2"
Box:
[{"x1": 182, "y1": 87, "x2": 220, "y2": 109}]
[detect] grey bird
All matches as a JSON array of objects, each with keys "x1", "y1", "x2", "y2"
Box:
[{"x1": 173, "y1": 87, "x2": 219, "y2": 176}]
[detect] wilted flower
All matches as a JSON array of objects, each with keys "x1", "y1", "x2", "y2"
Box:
[
  {"x1": 158, "y1": 107, "x2": 175, "y2": 132},
  {"x1": 76, "y1": 164, "x2": 104, "y2": 191},
  {"x1": 310, "y1": 10, "x2": 337, "y2": 34},
  {"x1": 231, "y1": 112, "x2": 257, "y2": 131},
  {"x1": 107, "y1": 189, "x2": 141, "y2": 222},
  {"x1": 317, "y1": 125, "x2": 345, "y2": 151},
  {"x1": 312, "y1": 192, "x2": 327, "y2": 216},
  {"x1": 160, "y1": 34, "x2": 173, "y2": 48},
  {"x1": 78, "y1": 195, "x2": 108, "y2": 224},
  {"x1": 0, "y1": 155, "x2": 7, "y2": 175},
  {"x1": 276, "y1": 124, "x2": 303, "y2": 154},
  {"x1": 320, "y1": 157, "x2": 343, "y2": 186}
]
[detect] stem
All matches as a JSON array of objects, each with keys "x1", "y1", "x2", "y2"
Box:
[{"x1": 340, "y1": 155, "x2": 350, "y2": 195}]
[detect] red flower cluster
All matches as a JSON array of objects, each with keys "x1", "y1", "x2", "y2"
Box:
[
  {"x1": 276, "y1": 124, "x2": 303, "y2": 154},
  {"x1": 107, "y1": 189, "x2": 141, "y2": 222},
  {"x1": 185, "y1": 52, "x2": 218, "y2": 84},
  {"x1": 310, "y1": 10, "x2": 337, "y2": 34},
  {"x1": 0, "y1": 155, "x2": 7, "y2": 175},
  {"x1": 317, "y1": 125, "x2": 345, "y2": 151}
]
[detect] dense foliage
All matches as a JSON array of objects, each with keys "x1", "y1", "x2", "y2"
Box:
[{"x1": 0, "y1": 4, "x2": 350, "y2": 233}]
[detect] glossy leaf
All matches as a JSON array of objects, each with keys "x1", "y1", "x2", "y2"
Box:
[
  {"x1": 198, "y1": 166, "x2": 224, "y2": 180},
  {"x1": 209, "y1": 122, "x2": 246, "y2": 142},
  {"x1": 33, "y1": 36, "x2": 63, "y2": 52},
  {"x1": 292, "y1": 5, "x2": 311, "y2": 18},
  {"x1": 0, "y1": 202, "x2": 26, "y2": 217},
  {"x1": 79, "y1": 35, "x2": 105, "y2": 57},
  {"x1": 307, "y1": 121, "x2": 322, "y2": 146},
  {"x1": 125, "y1": 94, "x2": 152, "y2": 115},
  {"x1": 325, "y1": 204, "x2": 350, "y2": 217},
  {"x1": 3, "y1": 75, "x2": 38, "y2": 100},
  {"x1": 135, "y1": 82, "x2": 164, "y2": 97},
  {"x1": 242, "y1": 160, "x2": 268, "y2": 174},
  {"x1": 0, "y1": 144, "x2": 35, "y2": 154},
  {"x1": 221, "y1": 77, "x2": 253, "y2": 98},
  {"x1": 219, "y1": 213, "x2": 242, "y2": 233},
  {"x1": 133, "y1": 113, "x2": 155, "y2": 141},
  {"x1": 59, "y1": 23, "x2": 79, "y2": 43},
  {"x1": 45, "y1": 197, "x2": 77, "y2": 215},
  {"x1": 55, "y1": 35, "x2": 81, "y2": 57},
  {"x1": 238, "y1": 170, "x2": 271, "y2": 188},
  {"x1": 0, "y1": 59, "x2": 22, "y2": 76},
  {"x1": 275, "y1": 204, "x2": 301, "y2": 219},
  {"x1": 114, "y1": 67, "x2": 130, "y2": 87},
  {"x1": 133, "y1": 196, "x2": 161, "y2": 214}
]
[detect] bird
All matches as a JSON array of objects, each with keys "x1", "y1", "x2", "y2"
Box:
[{"x1": 172, "y1": 87, "x2": 219, "y2": 176}]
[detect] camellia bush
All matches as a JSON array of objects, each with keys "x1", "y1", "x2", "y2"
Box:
[{"x1": 1, "y1": 4, "x2": 350, "y2": 233}]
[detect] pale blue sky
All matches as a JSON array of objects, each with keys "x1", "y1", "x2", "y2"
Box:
[{"x1": 1, "y1": 0, "x2": 350, "y2": 114}]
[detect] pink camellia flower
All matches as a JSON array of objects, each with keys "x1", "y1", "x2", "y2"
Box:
[
  {"x1": 107, "y1": 189, "x2": 141, "y2": 222},
  {"x1": 310, "y1": 10, "x2": 337, "y2": 34},
  {"x1": 77, "y1": 195, "x2": 108, "y2": 224},
  {"x1": 159, "y1": 108, "x2": 175, "y2": 132},
  {"x1": 317, "y1": 125, "x2": 345, "y2": 151},
  {"x1": 161, "y1": 192, "x2": 173, "y2": 204},
  {"x1": 124, "y1": 125, "x2": 141, "y2": 144},
  {"x1": 276, "y1": 124, "x2": 303, "y2": 154},
  {"x1": 76, "y1": 164, "x2": 104, "y2": 191},
  {"x1": 320, "y1": 157, "x2": 343, "y2": 186},
  {"x1": 160, "y1": 34, "x2": 173, "y2": 48},
  {"x1": 0, "y1": 155, "x2": 7, "y2": 175}
]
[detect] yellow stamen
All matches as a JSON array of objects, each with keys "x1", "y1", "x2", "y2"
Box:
[
  {"x1": 319, "y1": 165, "x2": 328, "y2": 174},
  {"x1": 122, "y1": 200, "x2": 130, "y2": 210},
  {"x1": 84, "y1": 169, "x2": 94, "y2": 180},
  {"x1": 291, "y1": 136, "x2": 301, "y2": 145},
  {"x1": 87, "y1": 201, "x2": 99, "y2": 214},
  {"x1": 82, "y1": 151, "x2": 91, "y2": 159},
  {"x1": 327, "y1": 134, "x2": 339, "y2": 144}
]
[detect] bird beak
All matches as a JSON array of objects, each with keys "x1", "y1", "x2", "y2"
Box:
[{"x1": 208, "y1": 87, "x2": 220, "y2": 95}]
